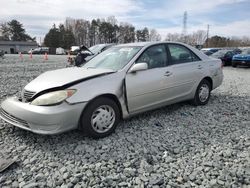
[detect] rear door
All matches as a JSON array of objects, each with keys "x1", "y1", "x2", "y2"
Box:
[{"x1": 166, "y1": 44, "x2": 204, "y2": 99}]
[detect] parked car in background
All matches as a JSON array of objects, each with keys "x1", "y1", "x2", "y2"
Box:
[
  {"x1": 201, "y1": 48, "x2": 221, "y2": 56},
  {"x1": 83, "y1": 43, "x2": 115, "y2": 62},
  {"x1": 68, "y1": 43, "x2": 115, "y2": 66},
  {"x1": 211, "y1": 49, "x2": 236, "y2": 66},
  {"x1": 233, "y1": 48, "x2": 242, "y2": 54},
  {"x1": 69, "y1": 46, "x2": 80, "y2": 55},
  {"x1": 28, "y1": 49, "x2": 34, "y2": 54},
  {"x1": 56, "y1": 47, "x2": 66, "y2": 55},
  {"x1": 88, "y1": 43, "x2": 115, "y2": 56},
  {"x1": 232, "y1": 48, "x2": 250, "y2": 67},
  {"x1": 29, "y1": 47, "x2": 49, "y2": 54},
  {"x1": 67, "y1": 45, "x2": 93, "y2": 66},
  {"x1": 0, "y1": 42, "x2": 223, "y2": 138},
  {"x1": 0, "y1": 50, "x2": 4, "y2": 58}
]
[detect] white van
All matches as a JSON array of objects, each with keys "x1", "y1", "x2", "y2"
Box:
[{"x1": 56, "y1": 47, "x2": 65, "y2": 55}]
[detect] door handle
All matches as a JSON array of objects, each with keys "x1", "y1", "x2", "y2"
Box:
[
  {"x1": 197, "y1": 65, "x2": 203, "y2": 69},
  {"x1": 164, "y1": 71, "x2": 173, "y2": 76}
]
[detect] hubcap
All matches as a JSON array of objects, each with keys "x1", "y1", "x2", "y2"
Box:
[
  {"x1": 199, "y1": 84, "x2": 210, "y2": 102},
  {"x1": 91, "y1": 105, "x2": 115, "y2": 133}
]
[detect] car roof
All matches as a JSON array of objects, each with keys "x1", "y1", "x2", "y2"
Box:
[
  {"x1": 116, "y1": 41, "x2": 189, "y2": 48},
  {"x1": 216, "y1": 49, "x2": 231, "y2": 53},
  {"x1": 92, "y1": 43, "x2": 113, "y2": 47},
  {"x1": 105, "y1": 41, "x2": 210, "y2": 61}
]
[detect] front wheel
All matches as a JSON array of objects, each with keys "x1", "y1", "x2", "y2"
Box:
[
  {"x1": 192, "y1": 79, "x2": 211, "y2": 106},
  {"x1": 80, "y1": 97, "x2": 120, "y2": 138},
  {"x1": 232, "y1": 62, "x2": 237, "y2": 67}
]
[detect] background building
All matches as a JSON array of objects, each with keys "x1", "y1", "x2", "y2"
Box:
[{"x1": 0, "y1": 41, "x2": 38, "y2": 54}]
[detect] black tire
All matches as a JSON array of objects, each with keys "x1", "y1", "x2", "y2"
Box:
[
  {"x1": 222, "y1": 61, "x2": 226, "y2": 66},
  {"x1": 80, "y1": 97, "x2": 120, "y2": 138},
  {"x1": 232, "y1": 62, "x2": 237, "y2": 67},
  {"x1": 192, "y1": 79, "x2": 211, "y2": 106},
  {"x1": 224, "y1": 61, "x2": 230, "y2": 66}
]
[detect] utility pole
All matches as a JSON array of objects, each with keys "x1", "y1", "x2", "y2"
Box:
[{"x1": 206, "y1": 24, "x2": 209, "y2": 47}]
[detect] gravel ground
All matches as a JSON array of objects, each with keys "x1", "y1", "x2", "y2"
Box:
[{"x1": 0, "y1": 55, "x2": 249, "y2": 188}]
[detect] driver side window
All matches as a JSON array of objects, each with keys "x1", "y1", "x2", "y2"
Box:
[{"x1": 135, "y1": 45, "x2": 167, "y2": 69}]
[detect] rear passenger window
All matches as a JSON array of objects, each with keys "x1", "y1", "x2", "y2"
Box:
[{"x1": 168, "y1": 44, "x2": 200, "y2": 64}]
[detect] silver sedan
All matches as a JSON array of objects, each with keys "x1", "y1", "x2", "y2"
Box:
[{"x1": 0, "y1": 42, "x2": 223, "y2": 138}]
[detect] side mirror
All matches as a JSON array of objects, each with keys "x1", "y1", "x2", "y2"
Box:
[{"x1": 129, "y1": 63, "x2": 148, "y2": 73}]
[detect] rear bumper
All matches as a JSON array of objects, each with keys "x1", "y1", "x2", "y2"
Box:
[
  {"x1": 0, "y1": 97, "x2": 86, "y2": 135},
  {"x1": 232, "y1": 60, "x2": 250, "y2": 66},
  {"x1": 212, "y1": 69, "x2": 223, "y2": 90}
]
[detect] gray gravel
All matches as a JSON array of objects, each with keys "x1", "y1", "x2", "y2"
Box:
[{"x1": 0, "y1": 54, "x2": 250, "y2": 188}]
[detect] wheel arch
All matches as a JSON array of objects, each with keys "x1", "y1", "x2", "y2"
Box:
[
  {"x1": 203, "y1": 76, "x2": 213, "y2": 89},
  {"x1": 95, "y1": 94, "x2": 123, "y2": 120},
  {"x1": 78, "y1": 93, "x2": 123, "y2": 130}
]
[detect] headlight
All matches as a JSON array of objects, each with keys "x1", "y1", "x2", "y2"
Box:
[{"x1": 31, "y1": 89, "x2": 76, "y2": 106}]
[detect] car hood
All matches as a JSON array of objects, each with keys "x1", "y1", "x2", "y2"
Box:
[
  {"x1": 211, "y1": 55, "x2": 223, "y2": 59},
  {"x1": 24, "y1": 67, "x2": 115, "y2": 93},
  {"x1": 233, "y1": 54, "x2": 250, "y2": 59}
]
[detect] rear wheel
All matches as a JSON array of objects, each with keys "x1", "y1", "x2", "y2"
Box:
[
  {"x1": 192, "y1": 79, "x2": 211, "y2": 106},
  {"x1": 80, "y1": 97, "x2": 120, "y2": 138}
]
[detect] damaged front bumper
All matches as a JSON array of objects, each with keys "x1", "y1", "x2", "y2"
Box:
[{"x1": 0, "y1": 97, "x2": 86, "y2": 135}]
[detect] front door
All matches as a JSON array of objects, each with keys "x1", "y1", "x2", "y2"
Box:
[{"x1": 125, "y1": 44, "x2": 172, "y2": 113}]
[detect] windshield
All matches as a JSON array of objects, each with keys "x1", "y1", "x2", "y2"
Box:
[
  {"x1": 89, "y1": 44, "x2": 106, "y2": 54},
  {"x1": 241, "y1": 49, "x2": 250, "y2": 55},
  {"x1": 83, "y1": 46, "x2": 142, "y2": 71},
  {"x1": 211, "y1": 50, "x2": 229, "y2": 57}
]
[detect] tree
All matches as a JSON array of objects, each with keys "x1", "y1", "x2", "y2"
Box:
[
  {"x1": 64, "y1": 16, "x2": 161, "y2": 46},
  {"x1": 193, "y1": 30, "x2": 207, "y2": 45},
  {"x1": 149, "y1": 29, "x2": 161, "y2": 41},
  {"x1": 58, "y1": 24, "x2": 75, "y2": 49},
  {"x1": 44, "y1": 24, "x2": 61, "y2": 48},
  {"x1": 205, "y1": 35, "x2": 228, "y2": 47},
  {"x1": 136, "y1": 27, "x2": 149, "y2": 42},
  {"x1": 142, "y1": 27, "x2": 149, "y2": 41},
  {"x1": 63, "y1": 30, "x2": 75, "y2": 49},
  {"x1": 8, "y1": 20, "x2": 34, "y2": 41},
  {"x1": 44, "y1": 24, "x2": 75, "y2": 48},
  {"x1": 0, "y1": 22, "x2": 10, "y2": 40},
  {"x1": 0, "y1": 20, "x2": 34, "y2": 41},
  {"x1": 165, "y1": 33, "x2": 182, "y2": 42},
  {"x1": 89, "y1": 19, "x2": 98, "y2": 46},
  {"x1": 118, "y1": 22, "x2": 135, "y2": 43},
  {"x1": 165, "y1": 30, "x2": 207, "y2": 46}
]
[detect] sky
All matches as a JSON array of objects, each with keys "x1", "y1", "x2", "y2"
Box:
[{"x1": 1, "y1": 0, "x2": 250, "y2": 43}]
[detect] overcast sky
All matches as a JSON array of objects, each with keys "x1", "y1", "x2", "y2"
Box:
[{"x1": 1, "y1": 0, "x2": 250, "y2": 42}]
